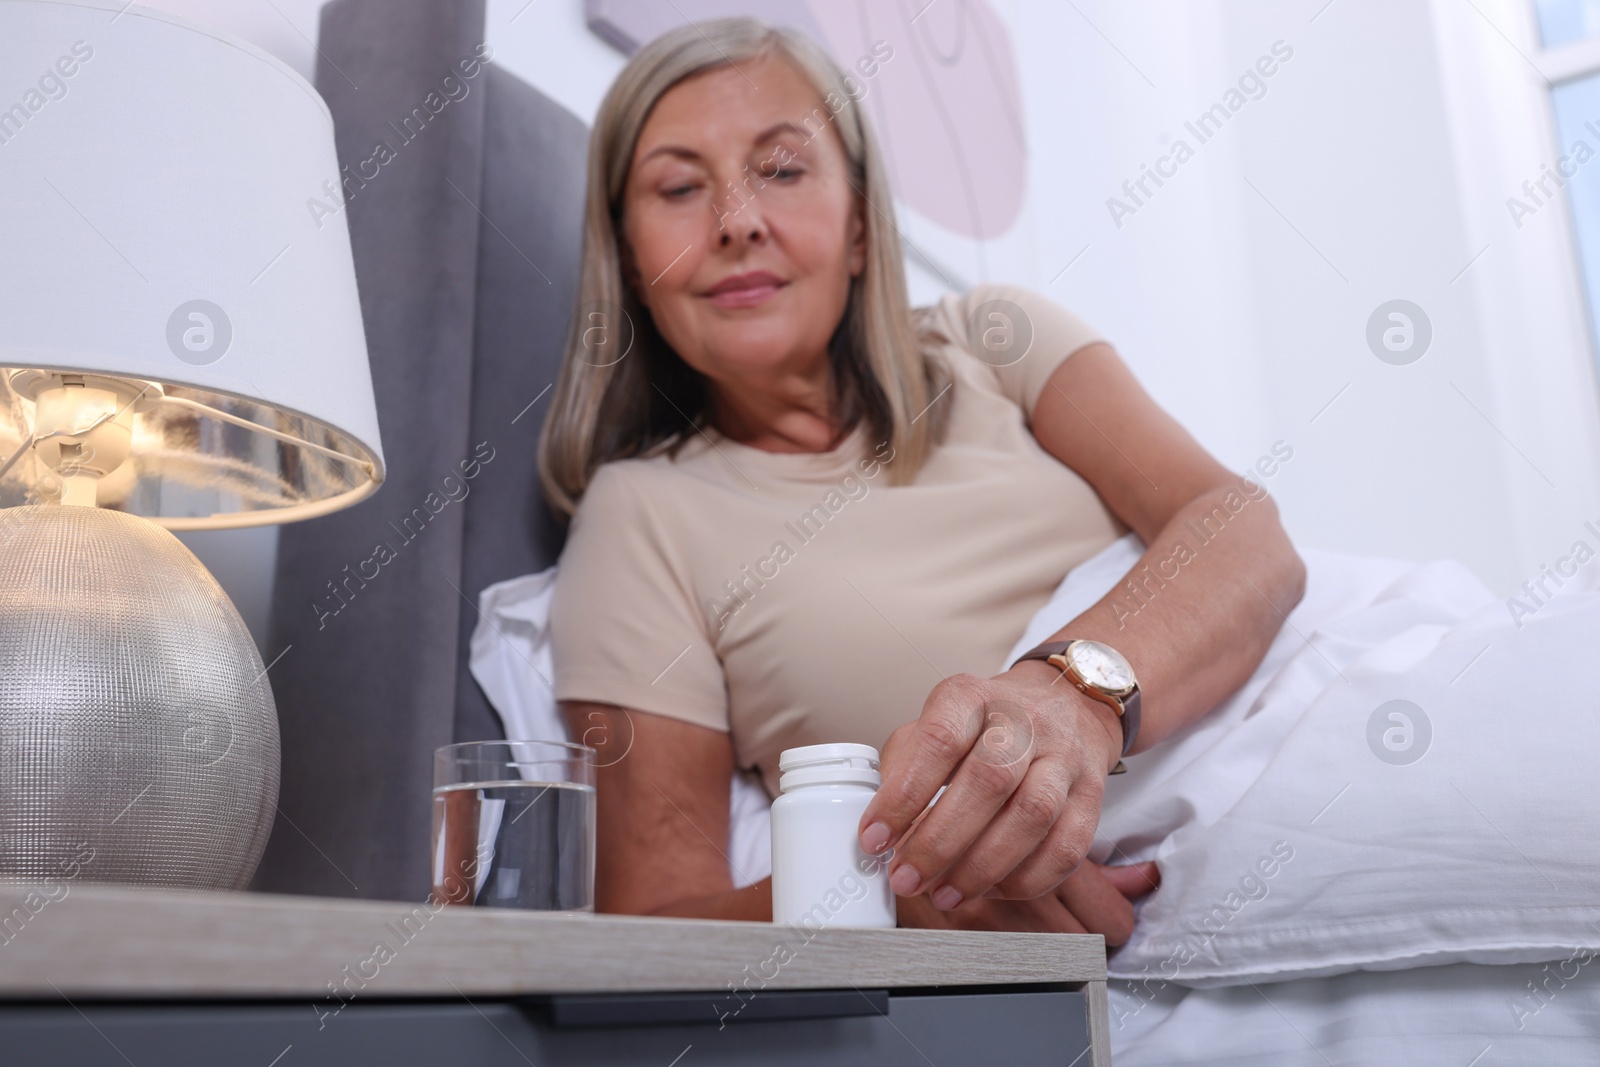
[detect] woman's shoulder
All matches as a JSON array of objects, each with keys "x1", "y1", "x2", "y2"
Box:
[
  {"x1": 917, "y1": 280, "x2": 1041, "y2": 319},
  {"x1": 565, "y1": 447, "x2": 723, "y2": 549},
  {"x1": 556, "y1": 457, "x2": 689, "y2": 591},
  {"x1": 915, "y1": 283, "x2": 1108, "y2": 413},
  {"x1": 916, "y1": 282, "x2": 1102, "y2": 353},
  {"x1": 570, "y1": 453, "x2": 678, "y2": 524}
]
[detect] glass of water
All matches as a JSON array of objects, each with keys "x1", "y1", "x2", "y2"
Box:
[{"x1": 431, "y1": 740, "x2": 596, "y2": 912}]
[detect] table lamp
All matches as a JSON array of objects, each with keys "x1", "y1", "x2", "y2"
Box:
[{"x1": 0, "y1": 0, "x2": 384, "y2": 890}]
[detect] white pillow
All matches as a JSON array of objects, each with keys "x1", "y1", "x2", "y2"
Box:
[{"x1": 1012, "y1": 536, "x2": 1600, "y2": 987}]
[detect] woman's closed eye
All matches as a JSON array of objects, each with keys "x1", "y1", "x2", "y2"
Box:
[{"x1": 755, "y1": 152, "x2": 805, "y2": 182}]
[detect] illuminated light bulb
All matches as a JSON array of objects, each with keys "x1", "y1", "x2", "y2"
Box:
[{"x1": 21, "y1": 373, "x2": 147, "y2": 508}]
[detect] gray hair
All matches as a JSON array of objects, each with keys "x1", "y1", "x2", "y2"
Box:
[{"x1": 537, "y1": 16, "x2": 950, "y2": 515}]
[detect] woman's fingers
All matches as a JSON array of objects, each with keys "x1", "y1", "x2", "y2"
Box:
[
  {"x1": 858, "y1": 674, "x2": 989, "y2": 858},
  {"x1": 983, "y1": 771, "x2": 1104, "y2": 900},
  {"x1": 877, "y1": 686, "x2": 1043, "y2": 902},
  {"x1": 1055, "y1": 862, "x2": 1139, "y2": 947},
  {"x1": 918, "y1": 758, "x2": 1074, "y2": 910},
  {"x1": 928, "y1": 891, "x2": 1091, "y2": 934},
  {"x1": 1099, "y1": 860, "x2": 1161, "y2": 900},
  {"x1": 987, "y1": 895, "x2": 1089, "y2": 934},
  {"x1": 898, "y1": 863, "x2": 1157, "y2": 940}
]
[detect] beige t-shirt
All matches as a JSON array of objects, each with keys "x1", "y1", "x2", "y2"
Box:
[{"x1": 550, "y1": 283, "x2": 1125, "y2": 797}]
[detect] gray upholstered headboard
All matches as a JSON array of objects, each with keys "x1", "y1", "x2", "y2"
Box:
[{"x1": 254, "y1": 0, "x2": 586, "y2": 902}]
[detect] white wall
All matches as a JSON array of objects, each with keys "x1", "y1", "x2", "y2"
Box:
[{"x1": 1038, "y1": 0, "x2": 1600, "y2": 595}]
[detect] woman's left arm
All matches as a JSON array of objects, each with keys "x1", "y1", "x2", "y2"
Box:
[
  {"x1": 862, "y1": 342, "x2": 1306, "y2": 912},
  {"x1": 1025, "y1": 342, "x2": 1307, "y2": 751}
]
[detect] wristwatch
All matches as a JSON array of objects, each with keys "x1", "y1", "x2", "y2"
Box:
[{"x1": 1015, "y1": 639, "x2": 1141, "y2": 775}]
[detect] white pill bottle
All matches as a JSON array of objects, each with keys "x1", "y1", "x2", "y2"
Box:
[{"x1": 769, "y1": 743, "x2": 896, "y2": 929}]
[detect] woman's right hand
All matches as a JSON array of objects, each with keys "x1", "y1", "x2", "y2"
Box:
[{"x1": 894, "y1": 860, "x2": 1159, "y2": 943}]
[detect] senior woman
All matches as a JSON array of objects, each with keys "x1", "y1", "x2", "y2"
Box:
[{"x1": 540, "y1": 18, "x2": 1304, "y2": 941}]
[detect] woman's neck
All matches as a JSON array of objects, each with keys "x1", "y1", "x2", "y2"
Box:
[{"x1": 709, "y1": 364, "x2": 848, "y2": 454}]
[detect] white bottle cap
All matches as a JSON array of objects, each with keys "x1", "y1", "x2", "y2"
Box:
[{"x1": 777, "y1": 743, "x2": 882, "y2": 791}]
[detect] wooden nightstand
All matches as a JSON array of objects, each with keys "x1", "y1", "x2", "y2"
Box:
[{"x1": 0, "y1": 884, "x2": 1114, "y2": 1065}]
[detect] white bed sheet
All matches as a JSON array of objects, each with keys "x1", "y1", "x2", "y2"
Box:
[{"x1": 1107, "y1": 956, "x2": 1600, "y2": 1065}]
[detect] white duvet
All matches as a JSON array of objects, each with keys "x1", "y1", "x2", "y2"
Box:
[{"x1": 470, "y1": 534, "x2": 1600, "y2": 1062}]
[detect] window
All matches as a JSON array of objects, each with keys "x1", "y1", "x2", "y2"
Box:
[
  {"x1": 1535, "y1": 0, "x2": 1600, "y2": 46},
  {"x1": 1532, "y1": 2, "x2": 1600, "y2": 371}
]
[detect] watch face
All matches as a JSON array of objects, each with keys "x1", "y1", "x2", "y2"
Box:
[{"x1": 1068, "y1": 640, "x2": 1134, "y2": 691}]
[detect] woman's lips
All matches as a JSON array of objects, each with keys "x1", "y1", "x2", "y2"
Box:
[
  {"x1": 713, "y1": 281, "x2": 787, "y2": 307},
  {"x1": 705, "y1": 271, "x2": 787, "y2": 309}
]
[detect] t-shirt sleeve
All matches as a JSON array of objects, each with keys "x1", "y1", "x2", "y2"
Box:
[
  {"x1": 938, "y1": 283, "x2": 1107, "y2": 419},
  {"x1": 549, "y1": 462, "x2": 729, "y2": 732}
]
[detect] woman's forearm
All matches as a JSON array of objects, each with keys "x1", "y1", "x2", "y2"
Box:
[
  {"x1": 1031, "y1": 480, "x2": 1305, "y2": 753},
  {"x1": 564, "y1": 702, "x2": 770, "y2": 920}
]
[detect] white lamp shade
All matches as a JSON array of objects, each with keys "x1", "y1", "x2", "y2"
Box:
[{"x1": 0, "y1": 0, "x2": 385, "y2": 528}]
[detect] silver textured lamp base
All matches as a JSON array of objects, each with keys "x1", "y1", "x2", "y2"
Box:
[{"x1": 0, "y1": 505, "x2": 279, "y2": 889}]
